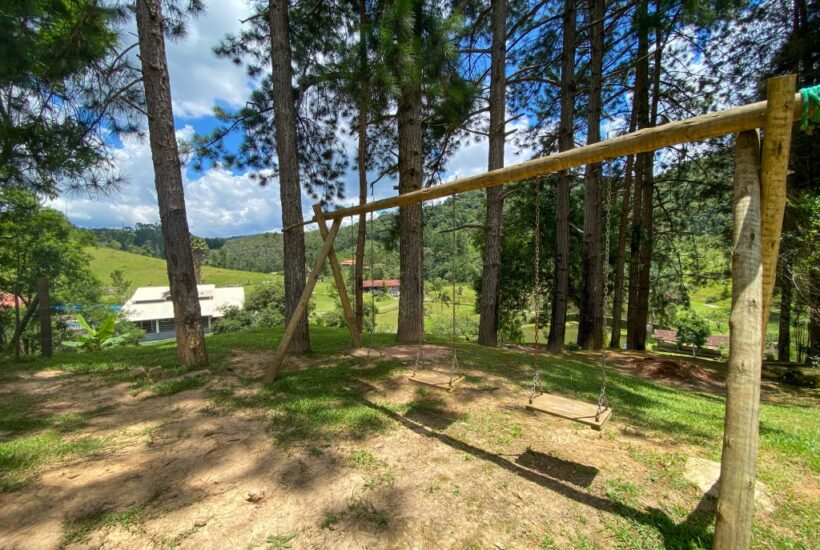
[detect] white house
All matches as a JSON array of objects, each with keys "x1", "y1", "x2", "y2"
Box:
[{"x1": 122, "y1": 285, "x2": 244, "y2": 341}]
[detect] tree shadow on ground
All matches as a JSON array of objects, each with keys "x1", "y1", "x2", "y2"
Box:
[
  {"x1": 515, "y1": 448, "x2": 598, "y2": 489},
  {"x1": 356, "y1": 385, "x2": 715, "y2": 549}
]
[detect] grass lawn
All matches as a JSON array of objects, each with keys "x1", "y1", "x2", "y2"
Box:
[
  {"x1": 0, "y1": 326, "x2": 816, "y2": 548},
  {"x1": 87, "y1": 247, "x2": 276, "y2": 289}
]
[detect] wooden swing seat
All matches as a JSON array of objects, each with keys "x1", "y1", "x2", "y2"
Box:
[
  {"x1": 409, "y1": 370, "x2": 463, "y2": 391},
  {"x1": 527, "y1": 393, "x2": 612, "y2": 430},
  {"x1": 347, "y1": 347, "x2": 384, "y2": 360}
]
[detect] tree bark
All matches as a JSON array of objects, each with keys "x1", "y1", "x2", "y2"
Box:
[
  {"x1": 135, "y1": 0, "x2": 208, "y2": 366},
  {"x1": 354, "y1": 0, "x2": 368, "y2": 334},
  {"x1": 38, "y1": 278, "x2": 52, "y2": 358},
  {"x1": 547, "y1": 0, "x2": 576, "y2": 353},
  {"x1": 269, "y1": 0, "x2": 310, "y2": 352},
  {"x1": 626, "y1": 1, "x2": 651, "y2": 350},
  {"x1": 396, "y1": 82, "x2": 425, "y2": 343},
  {"x1": 714, "y1": 129, "x2": 762, "y2": 550},
  {"x1": 478, "y1": 0, "x2": 507, "y2": 347},
  {"x1": 577, "y1": 0, "x2": 605, "y2": 350},
  {"x1": 9, "y1": 295, "x2": 39, "y2": 357},
  {"x1": 610, "y1": 153, "x2": 634, "y2": 349},
  {"x1": 809, "y1": 264, "x2": 820, "y2": 361},
  {"x1": 777, "y1": 268, "x2": 791, "y2": 362}
]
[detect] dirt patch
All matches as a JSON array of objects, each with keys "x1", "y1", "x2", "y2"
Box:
[
  {"x1": 628, "y1": 357, "x2": 717, "y2": 385},
  {"x1": 0, "y1": 346, "x2": 814, "y2": 549}
]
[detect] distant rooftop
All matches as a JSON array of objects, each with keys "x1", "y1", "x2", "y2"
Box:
[{"x1": 123, "y1": 285, "x2": 244, "y2": 322}]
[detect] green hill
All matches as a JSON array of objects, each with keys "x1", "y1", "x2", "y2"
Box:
[{"x1": 86, "y1": 247, "x2": 276, "y2": 289}]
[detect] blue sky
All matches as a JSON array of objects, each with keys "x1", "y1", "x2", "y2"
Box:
[{"x1": 49, "y1": 0, "x2": 529, "y2": 238}]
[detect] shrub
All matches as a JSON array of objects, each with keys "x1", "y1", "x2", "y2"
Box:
[
  {"x1": 62, "y1": 314, "x2": 132, "y2": 351},
  {"x1": 675, "y1": 309, "x2": 711, "y2": 357},
  {"x1": 212, "y1": 306, "x2": 254, "y2": 334}
]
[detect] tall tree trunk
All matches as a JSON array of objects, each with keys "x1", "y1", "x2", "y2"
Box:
[
  {"x1": 547, "y1": 0, "x2": 576, "y2": 353},
  {"x1": 38, "y1": 278, "x2": 52, "y2": 358},
  {"x1": 354, "y1": 0, "x2": 368, "y2": 334},
  {"x1": 809, "y1": 264, "x2": 820, "y2": 361},
  {"x1": 714, "y1": 129, "x2": 762, "y2": 550},
  {"x1": 478, "y1": 0, "x2": 507, "y2": 347},
  {"x1": 633, "y1": 16, "x2": 663, "y2": 350},
  {"x1": 777, "y1": 269, "x2": 792, "y2": 362},
  {"x1": 269, "y1": 0, "x2": 310, "y2": 352},
  {"x1": 577, "y1": 0, "x2": 605, "y2": 350},
  {"x1": 626, "y1": 0, "x2": 650, "y2": 350},
  {"x1": 396, "y1": 82, "x2": 425, "y2": 343},
  {"x1": 610, "y1": 152, "x2": 635, "y2": 348},
  {"x1": 10, "y1": 294, "x2": 39, "y2": 358},
  {"x1": 135, "y1": 0, "x2": 208, "y2": 366}
]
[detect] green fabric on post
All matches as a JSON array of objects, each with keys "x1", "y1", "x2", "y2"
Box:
[{"x1": 799, "y1": 85, "x2": 820, "y2": 134}]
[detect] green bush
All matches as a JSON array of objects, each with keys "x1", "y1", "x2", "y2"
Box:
[
  {"x1": 212, "y1": 306, "x2": 254, "y2": 334},
  {"x1": 62, "y1": 314, "x2": 132, "y2": 351},
  {"x1": 675, "y1": 309, "x2": 711, "y2": 357}
]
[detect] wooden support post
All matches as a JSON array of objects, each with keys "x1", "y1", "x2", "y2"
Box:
[
  {"x1": 714, "y1": 130, "x2": 763, "y2": 550},
  {"x1": 37, "y1": 278, "x2": 52, "y2": 358},
  {"x1": 759, "y1": 75, "x2": 796, "y2": 355},
  {"x1": 264, "y1": 217, "x2": 343, "y2": 384},
  {"x1": 313, "y1": 204, "x2": 362, "y2": 348}
]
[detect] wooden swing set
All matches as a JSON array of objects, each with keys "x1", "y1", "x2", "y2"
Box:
[{"x1": 263, "y1": 75, "x2": 802, "y2": 549}]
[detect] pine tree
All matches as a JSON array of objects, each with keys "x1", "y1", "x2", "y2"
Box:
[
  {"x1": 477, "y1": 0, "x2": 507, "y2": 347},
  {"x1": 577, "y1": 0, "x2": 606, "y2": 350},
  {"x1": 374, "y1": 0, "x2": 476, "y2": 343},
  {"x1": 135, "y1": 0, "x2": 208, "y2": 366},
  {"x1": 546, "y1": 0, "x2": 576, "y2": 353}
]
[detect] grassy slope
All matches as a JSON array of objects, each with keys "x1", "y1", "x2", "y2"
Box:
[{"x1": 86, "y1": 247, "x2": 276, "y2": 289}]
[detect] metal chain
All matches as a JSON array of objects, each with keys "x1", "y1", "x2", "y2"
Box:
[
  {"x1": 449, "y1": 195, "x2": 459, "y2": 387},
  {"x1": 530, "y1": 179, "x2": 543, "y2": 403},
  {"x1": 367, "y1": 182, "x2": 376, "y2": 358},
  {"x1": 596, "y1": 172, "x2": 613, "y2": 420}
]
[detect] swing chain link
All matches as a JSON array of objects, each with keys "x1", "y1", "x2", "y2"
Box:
[
  {"x1": 596, "y1": 172, "x2": 614, "y2": 421},
  {"x1": 449, "y1": 194, "x2": 459, "y2": 387},
  {"x1": 530, "y1": 179, "x2": 543, "y2": 400},
  {"x1": 366, "y1": 182, "x2": 377, "y2": 361}
]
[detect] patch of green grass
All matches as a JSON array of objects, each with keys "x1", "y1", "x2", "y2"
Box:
[
  {"x1": 348, "y1": 449, "x2": 379, "y2": 470},
  {"x1": 60, "y1": 505, "x2": 143, "y2": 548},
  {"x1": 320, "y1": 512, "x2": 340, "y2": 530},
  {"x1": 264, "y1": 533, "x2": 296, "y2": 550},
  {"x1": 605, "y1": 478, "x2": 643, "y2": 507},
  {"x1": 567, "y1": 530, "x2": 597, "y2": 550},
  {"x1": 0, "y1": 431, "x2": 105, "y2": 492},
  {"x1": 457, "y1": 410, "x2": 524, "y2": 447},
  {"x1": 626, "y1": 446, "x2": 688, "y2": 489},
  {"x1": 151, "y1": 375, "x2": 207, "y2": 396}
]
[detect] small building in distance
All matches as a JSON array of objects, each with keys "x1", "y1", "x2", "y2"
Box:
[
  {"x1": 362, "y1": 279, "x2": 400, "y2": 297},
  {"x1": 122, "y1": 285, "x2": 244, "y2": 341},
  {"x1": 341, "y1": 259, "x2": 356, "y2": 267}
]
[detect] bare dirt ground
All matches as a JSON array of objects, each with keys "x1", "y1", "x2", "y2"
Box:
[{"x1": 0, "y1": 345, "x2": 812, "y2": 549}]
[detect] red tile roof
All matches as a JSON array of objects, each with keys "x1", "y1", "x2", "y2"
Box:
[
  {"x1": 0, "y1": 292, "x2": 19, "y2": 309},
  {"x1": 362, "y1": 279, "x2": 400, "y2": 288},
  {"x1": 653, "y1": 329, "x2": 678, "y2": 342}
]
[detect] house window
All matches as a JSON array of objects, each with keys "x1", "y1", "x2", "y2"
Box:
[
  {"x1": 136, "y1": 320, "x2": 155, "y2": 333},
  {"x1": 158, "y1": 318, "x2": 175, "y2": 332}
]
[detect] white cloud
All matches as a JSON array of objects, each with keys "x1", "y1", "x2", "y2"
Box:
[
  {"x1": 50, "y1": 128, "x2": 317, "y2": 238},
  {"x1": 120, "y1": 0, "x2": 253, "y2": 118}
]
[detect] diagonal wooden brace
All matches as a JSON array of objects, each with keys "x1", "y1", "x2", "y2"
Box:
[
  {"x1": 264, "y1": 216, "x2": 343, "y2": 384},
  {"x1": 313, "y1": 204, "x2": 362, "y2": 349}
]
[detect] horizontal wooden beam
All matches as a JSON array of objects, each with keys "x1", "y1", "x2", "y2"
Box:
[{"x1": 316, "y1": 93, "x2": 802, "y2": 222}]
